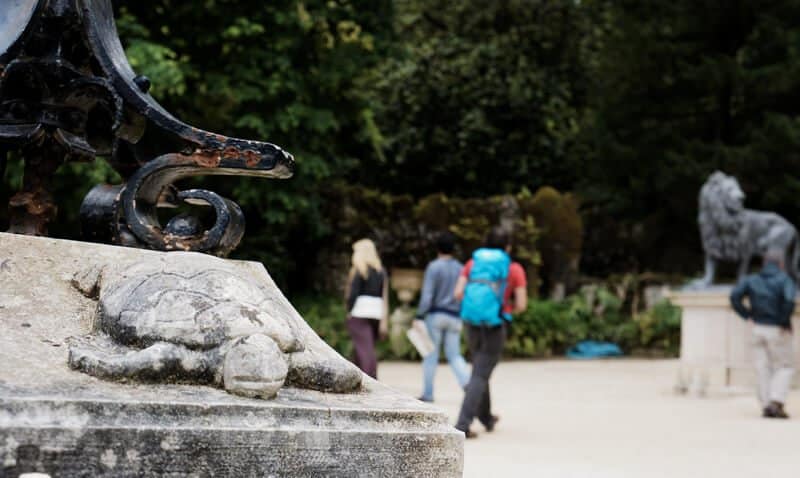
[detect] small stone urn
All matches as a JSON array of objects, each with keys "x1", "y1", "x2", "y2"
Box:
[{"x1": 389, "y1": 268, "x2": 424, "y2": 356}]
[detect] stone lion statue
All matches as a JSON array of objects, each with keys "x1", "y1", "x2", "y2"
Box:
[{"x1": 689, "y1": 171, "x2": 798, "y2": 288}]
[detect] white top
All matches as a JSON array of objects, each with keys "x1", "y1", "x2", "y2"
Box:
[{"x1": 350, "y1": 295, "x2": 384, "y2": 320}]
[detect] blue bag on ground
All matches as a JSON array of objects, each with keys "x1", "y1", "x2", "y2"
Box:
[
  {"x1": 566, "y1": 340, "x2": 623, "y2": 359},
  {"x1": 460, "y1": 248, "x2": 511, "y2": 327}
]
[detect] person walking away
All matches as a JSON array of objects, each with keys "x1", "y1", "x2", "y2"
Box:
[
  {"x1": 454, "y1": 227, "x2": 527, "y2": 437},
  {"x1": 730, "y1": 248, "x2": 796, "y2": 419},
  {"x1": 416, "y1": 232, "x2": 471, "y2": 402},
  {"x1": 345, "y1": 239, "x2": 389, "y2": 379}
]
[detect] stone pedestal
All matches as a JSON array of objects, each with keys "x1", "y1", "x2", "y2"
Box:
[
  {"x1": 670, "y1": 288, "x2": 800, "y2": 395},
  {"x1": 0, "y1": 233, "x2": 463, "y2": 477}
]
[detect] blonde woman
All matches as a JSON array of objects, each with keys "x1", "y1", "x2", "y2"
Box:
[{"x1": 345, "y1": 239, "x2": 389, "y2": 378}]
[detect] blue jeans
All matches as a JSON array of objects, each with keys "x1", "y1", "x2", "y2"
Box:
[{"x1": 421, "y1": 313, "x2": 471, "y2": 401}]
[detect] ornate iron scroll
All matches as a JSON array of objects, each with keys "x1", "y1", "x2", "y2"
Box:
[{"x1": 0, "y1": 0, "x2": 295, "y2": 256}]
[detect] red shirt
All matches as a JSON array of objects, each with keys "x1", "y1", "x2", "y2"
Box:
[{"x1": 461, "y1": 260, "x2": 527, "y2": 314}]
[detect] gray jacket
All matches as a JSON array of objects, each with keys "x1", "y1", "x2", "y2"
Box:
[{"x1": 416, "y1": 257, "x2": 463, "y2": 318}]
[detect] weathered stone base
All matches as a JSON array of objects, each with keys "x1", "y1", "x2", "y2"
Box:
[
  {"x1": 0, "y1": 233, "x2": 463, "y2": 477},
  {"x1": 0, "y1": 387, "x2": 461, "y2": 477}
]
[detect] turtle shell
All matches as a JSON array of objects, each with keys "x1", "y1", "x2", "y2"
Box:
[{"x1": 97, "y1": 252, "x2": 302, "y2": 352}]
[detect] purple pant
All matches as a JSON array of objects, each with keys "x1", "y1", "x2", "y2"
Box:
[{"x1": 347, "y1": 317, "x2": 379, "y2": 378}]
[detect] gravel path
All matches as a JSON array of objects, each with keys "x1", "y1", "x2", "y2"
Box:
[{"x1": 379, "y1": 359, "x2": 800, "y2": 478}]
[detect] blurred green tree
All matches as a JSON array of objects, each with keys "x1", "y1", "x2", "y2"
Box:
[{"x1": 357, "y1": 0, "x2": 601, "y2": 196}]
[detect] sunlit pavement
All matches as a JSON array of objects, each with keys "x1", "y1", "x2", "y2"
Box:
[{"x1": 378, "y1": 359, "x2": 800, "y2": 478}]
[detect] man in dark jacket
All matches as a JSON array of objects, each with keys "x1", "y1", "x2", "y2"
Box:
[{"x1": 730, "y1": 249, "x2": 796, "y2": 418}]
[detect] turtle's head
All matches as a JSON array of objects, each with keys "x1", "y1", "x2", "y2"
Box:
[{"x1": 223, "y1": 334, "x2": 288, "y2": 399}]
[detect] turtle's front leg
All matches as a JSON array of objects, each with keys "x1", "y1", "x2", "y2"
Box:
[{"x1": 68, "y1": 336, "x2": 217, "y2": 382}]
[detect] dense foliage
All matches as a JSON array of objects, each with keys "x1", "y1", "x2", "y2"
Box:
[
  {"x1": 356, "y1": 0, "x2": 598, "y2": 196},
  {"x1": 324, "y1": 186, "x2": 543, "y2": 266},
  {"x1": 505, "y1": 293, "x2": 682, "y2": 358},
  {"x1": 4, "y1": 0, "x2": 800, "y2": 291}
]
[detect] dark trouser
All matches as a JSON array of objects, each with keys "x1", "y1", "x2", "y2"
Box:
[
  {"x1": 456, "y1": 323, "x2": 506, "y2": 431},
  {"x1": 347, "y1": 317, "x2": 380, "y2": 379}
]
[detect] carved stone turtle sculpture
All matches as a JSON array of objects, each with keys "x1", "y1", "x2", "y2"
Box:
[{"x1": 68, "y1": 252, "x2": 363, "y2": 399}]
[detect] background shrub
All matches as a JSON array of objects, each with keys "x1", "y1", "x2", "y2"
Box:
[{"x1": 296, "y1": 289, "x2": 682, "y2": 361}]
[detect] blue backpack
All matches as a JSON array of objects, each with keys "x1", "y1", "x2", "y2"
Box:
[{"x1": 460, "y1": 248, "x2": 511, "y2": 327}]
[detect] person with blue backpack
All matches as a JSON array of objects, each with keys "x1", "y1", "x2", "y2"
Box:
[{"x1": 453, "y1": 227, "x2": 528, "y2": 438}]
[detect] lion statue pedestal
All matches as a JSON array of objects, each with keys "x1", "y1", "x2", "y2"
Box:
[{"x1": 670, "y1": 288, "x2": 800, "y2": 396}]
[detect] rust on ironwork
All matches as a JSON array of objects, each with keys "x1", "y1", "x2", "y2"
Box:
[
  {"x1": 193, "y1": 150, "x2": 222, "y2": 168},
  {"x1": 222, "y1": 146, "x2": 240, "y2": 160},
  {"x1": 243, "y1": 149, "x2": 261, "y2": 167}
]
